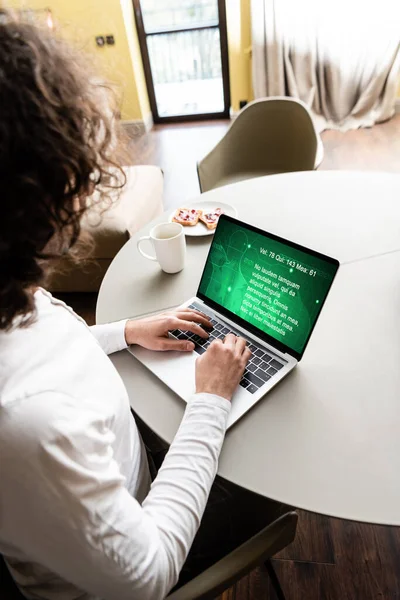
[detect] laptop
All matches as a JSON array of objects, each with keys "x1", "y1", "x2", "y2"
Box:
[{"x1": 129, "y1": 215, "x2": 339, "y2": 429}]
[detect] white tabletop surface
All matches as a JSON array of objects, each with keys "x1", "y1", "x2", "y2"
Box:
[{"x1": 97, "y1": 171, "x2": 400, "y2": 526}]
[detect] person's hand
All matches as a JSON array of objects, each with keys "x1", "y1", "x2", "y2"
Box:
[
  {"x1": 124, "y1": 308, "x2": 212, "y2": 351},
  {"x1": 195, "y1": 334, "x2": 252, "y2": 401}
]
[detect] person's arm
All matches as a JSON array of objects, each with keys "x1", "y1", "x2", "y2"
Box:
[
  {"x1": 3, "y1": 390, "x2": 230, "y2": 600},
  {"x1": 89, "y1": 306, "x2": 212, "y2": 355},
  {"x1": 90, "y1": 320, "x2": 128, "y2": 355}
]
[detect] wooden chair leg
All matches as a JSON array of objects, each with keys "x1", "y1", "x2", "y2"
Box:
[{"x1": 264, "y1": 559, "x2": 286, "y2": 600}]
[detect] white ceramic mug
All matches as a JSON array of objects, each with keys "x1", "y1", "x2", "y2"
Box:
[{"x1": 137, "y1": 222, "x2": 186, "y2": 273}]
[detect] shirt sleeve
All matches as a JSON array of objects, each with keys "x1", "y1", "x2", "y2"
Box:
[
  {"x1": 2, "y1": 390, "x2": 231, "y2": 600},
  {"x1": 90, "y1": 320, "x2": 128, "y2": 354}
]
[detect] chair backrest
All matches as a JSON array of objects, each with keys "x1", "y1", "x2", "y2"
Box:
[
  {"x1": 197, "y1": 97, "x2": 319, "y2": 192},
  {"x1": 167, "y1": 510, "x2": 298, "y2": 600}
]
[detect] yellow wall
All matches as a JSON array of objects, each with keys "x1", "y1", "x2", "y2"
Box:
[
  {"x1": 2, "y1": 0, "x2": 150, "y2": 122},
  {"x1": 120, "y1": 0, "x2": 150, "y2": 119},
  {"x1": 226, "y1": 0, "x2": 252, "y2": 112}
]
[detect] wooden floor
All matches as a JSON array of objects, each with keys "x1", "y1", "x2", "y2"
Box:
[{"x1": 60, "y1": 113, "x2": 400, "y2": 600}]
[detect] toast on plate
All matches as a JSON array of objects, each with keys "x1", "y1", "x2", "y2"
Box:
[
  {"x1": 172, "y1": 208, "x2": 202, "y2": 226},
  {"x1": 199, "y1": 208, "x2": 224, "y2": 230}
]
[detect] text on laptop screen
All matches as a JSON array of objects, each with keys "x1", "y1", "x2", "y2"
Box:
[{"x1": 198, "y1": 217, "x2": 338, "y2": 355}]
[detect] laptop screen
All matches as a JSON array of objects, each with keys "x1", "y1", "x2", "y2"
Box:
[{"x1": 197, "y1": 215, "x2": 339, "y2": 360}]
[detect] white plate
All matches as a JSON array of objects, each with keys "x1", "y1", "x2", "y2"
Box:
[{"x1": 169, "y1": 201, "x2": 238, "y2": 237}]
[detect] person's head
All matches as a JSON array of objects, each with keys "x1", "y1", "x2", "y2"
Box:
[{"x1": 0, "y1": 11, "x2": 125, "y2": 330}]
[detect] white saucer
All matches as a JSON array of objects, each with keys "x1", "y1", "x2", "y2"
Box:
[{"x1": 169, "y1": 201, "x2": 238, "y2": 237}]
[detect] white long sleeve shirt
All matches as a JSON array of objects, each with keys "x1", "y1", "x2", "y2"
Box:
[{"x1": 0, "y1": 289, "x2": 231, "y2": 600}]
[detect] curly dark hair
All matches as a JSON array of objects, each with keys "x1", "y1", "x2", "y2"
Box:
[{"x1": 0, "y1": 11, "x2": 126, "y2": 330}]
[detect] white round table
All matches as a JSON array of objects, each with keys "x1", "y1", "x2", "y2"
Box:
[{"x1": 97, "y1": 171, "x2": 400, "y2": 526}]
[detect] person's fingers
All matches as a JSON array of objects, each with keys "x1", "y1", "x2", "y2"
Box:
[
  {"x1": 208, "y1": 337, "x2": 223, "y2": 350},
  {"x1": 223, "y1": 333, "x2": 237, "y2": 348},
  {"x1": 159, "y1": 338, "x2": 195, "y2": 352},
  {"x1": 175, "y1": 310, "x2": 212, "y2": 328},
  {"x1": 179, "y1": 308, "x2": 208, "y2": 317},
  {"x1": 234, "y1": 336, "x2": 247, "y2": 356},
  {"x1": 241, "y1": 347, "x2": 252, "y2": 366},
  {"x1": 173, "y1": 318, "x2": 209, "y2": 338}
]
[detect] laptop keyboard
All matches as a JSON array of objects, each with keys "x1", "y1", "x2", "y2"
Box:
[{"x1": 169, "y1": 303, "x2": 286, "y2": 395}]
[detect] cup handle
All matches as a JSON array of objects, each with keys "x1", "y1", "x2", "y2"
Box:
[{"x1": 137, "y1": 236, "x2": 157, "y2": 261}]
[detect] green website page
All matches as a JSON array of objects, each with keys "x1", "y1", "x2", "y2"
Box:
[{"x1": 198, "y1": 218, "x2": 338, "y2": 355}]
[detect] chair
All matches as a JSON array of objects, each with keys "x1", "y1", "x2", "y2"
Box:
[
  {"x1": 1, "y1": 512, "x2": 297, "y2": 600},
  {"x1": 167, "y1": 511, "x2": 298, "y2": 600},
  {"x1": 197, "y1": 97, "x2": 323, "y2": 193}
]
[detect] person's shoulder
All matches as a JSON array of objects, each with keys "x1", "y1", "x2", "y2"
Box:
[{"x1": 0, "y1": 289, "x2": 97, "y2": 409}]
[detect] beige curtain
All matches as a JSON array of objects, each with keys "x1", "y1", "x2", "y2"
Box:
[{"x1": 252, "y1": 0, "x2": 400, "y2": 131}]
